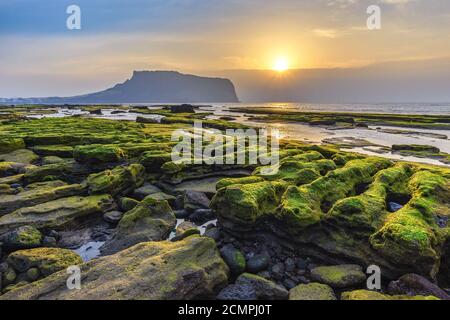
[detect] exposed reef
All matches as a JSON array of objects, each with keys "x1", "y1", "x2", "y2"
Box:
[{"x1": 0, "y1": 106, "x2": 449, "y2": 300}]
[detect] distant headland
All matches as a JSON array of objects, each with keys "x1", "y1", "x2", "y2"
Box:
[{"x1": 0, "y1": 71, "x2": 239, "y2": 104}]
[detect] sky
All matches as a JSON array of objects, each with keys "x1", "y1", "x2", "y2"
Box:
[{"x1": 0, "y1": 0, "x2": 450, "y2": 100}]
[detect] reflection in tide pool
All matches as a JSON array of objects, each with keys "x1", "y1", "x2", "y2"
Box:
[{"x1": 74, "y1": 241, "x2": 105, "y2": 262}]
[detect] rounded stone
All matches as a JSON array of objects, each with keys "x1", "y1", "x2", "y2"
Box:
[
  {"x1": 310, "y1": 264, "x2": 366, "y2": 288},
  {"x1": 220, "y1": 244, "x2": 246, "y2": 275},
  {"x1": 26, "y1": 267, "x2": 41, "y2": 282},
  {"x1": 289, "y1": 283, "x2": 337, "y2": 300},
  {"x1": 246, "y1": 253, "x2": 270, "y2": 273}
]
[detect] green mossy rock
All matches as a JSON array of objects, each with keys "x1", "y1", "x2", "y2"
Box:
[
  {"x1": 1, "y1": 236, "x2": 229, "y2": 300},
  {"x1": 369, "y1": 170, "x2": 449, "y2": 276},
  {"x1": 140, "y1": 151, "x2": 172, "y2": 172},
  {"x1": 214, "y1": 153, "x2": 450, "y2": 279},
  {"x1": 41, "y1": 156, "x2": 65, "y2": 165},
  {"x1": 341, "y1": 289, "x2": 440, "y2": 300},
  {"x1": 31, "y1": 145, "x2": 74, "y2": 158},
  {"x1": 0, "y1": 182, "x2": 85, "y2": 215},
  {"x1": 101, "y1": 197, "x2": 176, "y2": 254},
  {"x1": 23, "y1": 162, "x2": 74, "y2": 183},
  {"x1": 289, "y1": 283, "x2": 337, "y2": 300},
  {"x1": 0, "y1": 162, "x2": 33, "y2": 177},
  {"x1": 392, "y1": 144, "x2": 441, "y2": 154},
  {"x1": 87, "y1": 164, "x2": 145, "y2": 197},
  {"x1": 277, "y1": 158, "x2": 392, "y2": 231},
  {"x1": 0, "y1": 149, "x2": 39, "y2": 164},
  {"x1": 0, "y1": 195, "x2": 114, "y2": 233},
  {"x1": 218, "y1": 273, "x2": 288, "y2": 300},
  {"x1": 7, "y1": 247, "x2": 83, "y2": 276},
  {"x1": 1, "y1": 267, "x2": 17, "y2": 287},
  {"x1": 173, "y1": 221, "x2": 200, "y2": 241},
  {"x1": 211, "y1": 181, "x2": 288, "y2": 231},
  {"x1": 220, "y1": 244, "x2": 246, "y2": 275},
  {"x1": 216, "y1": 176, "x2": 265, "y2": 190},
  {"x1": 2, "y1": 281, "x2": 28, "y2": 294},
  {"x1": 0, "y1": 137, "x2": 25, "y2": 154},
  {"x1": 74, "y1": 145, "x2": 125, "y2": 164},
  {"x1": 0, "y1": 225, "x2": 43, "y2": 249},
  {"x1": 310, "y1": 265, "x2": 367, "y2": 288},
  {"x1": 118, "y1": 197, "x2": 140, "y2": 212}
]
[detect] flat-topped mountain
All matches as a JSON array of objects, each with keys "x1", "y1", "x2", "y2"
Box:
[{"x1": 2, "y1": 71, "x2": 239, "y2": 104}]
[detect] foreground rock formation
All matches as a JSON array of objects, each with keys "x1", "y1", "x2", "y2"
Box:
[
  {"x1": 212, "y1": 143, "x2": 450, "y2": 281},
  {"x1": 0, "y1": 236, "x2": 228, "y2": 300},
  {"x1": 0, "y1": 108, "x2": 449, "y2": 300}
]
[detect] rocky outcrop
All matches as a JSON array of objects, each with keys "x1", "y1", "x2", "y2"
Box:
[
  {"x1": 387, "y1": 274, "x2": 450, "y2": 300},
  {"x1": 289, "y1": 283, "x2": 337, "y2": 300},
  {"x1": 0, "y1": 195, "x2": 114, "y2": 233},
  {"x1": 212, "y1": 151, "x2": 450, "y2": 280},
  {"x1": 12, "y1": 71, "x2": 239, "y2": 104},
  {"x1": 101, "y1": 197, "x2": 176, "y2": 255},
  {"x1": 341, "y1": 289, "x2": 439, "y2": 300},
  {"x1": 217, "y1": 273, "x2": 288, "y2": 300},
  {"x1": 74, "y1": 145, "x2": 125, "y2": 164},
  {"x1": 0, "y1": 225, "x2": 43, "y2": 250},
  {"x1": 310, "y1": 265, "x2": 367, "y2": 288},
  {"x1": 0, "y1": 181, "x2": 85, "y2": 215},
  {"x1": 1, "y1": 247, "x2": 82, "y2": 293},
  {"x1": 0, "y1": 236, "x2": 229, "y2": 300},
  {"x1": 87, "y1": 164, "x2": 145, "y2": 197}
]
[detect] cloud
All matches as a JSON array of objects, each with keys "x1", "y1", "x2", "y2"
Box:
[{"x1": 313, "y1": 29, "x2": 339, "y2": 38}]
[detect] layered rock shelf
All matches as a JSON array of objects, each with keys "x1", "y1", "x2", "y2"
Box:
[{"x1": 0, "y1": 106, "x2": 449, "y2": 300}]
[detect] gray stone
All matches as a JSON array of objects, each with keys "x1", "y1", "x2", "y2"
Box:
[
  {"x1": 103, "y1": 211, "x2": 124, "y2": 224},
  {"x1": 247, "y1": 253, "x2": 270, "y2": 273}
]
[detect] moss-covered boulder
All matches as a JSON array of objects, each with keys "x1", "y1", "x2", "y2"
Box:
[
  {"x1": 0, "y1": 137, "x2": 25, "y2": 154},
  {"x1": 101, "y1": 197, "x2": 176, "y2": 255},
  {"x1": 220, "y1": 244, "x2": 246, "y2": 275},
  {"x1": 0, "y1": 162, "x2": 33, "y2": 177},
  {"x1": 0, "y1": 195, "x2": 114, "y2": 233},
  {"x1": 289, "y1": 283, "x2": 337, "y2": 300},
  {"x1": 74, "y1": 145, "x2": 125, "y2": 164},
  {"x1": 139, "y1": 151, "x2": 172, "y2": 172},
  {"x1": 0, "y1": 236, "x2": 229, "y2": 300},
  {"x1": 7, "y1": 247, "x2": 82, "y2": 276},
  {"x1": 118, "y1": 197, "x2": 140, "y2": 212},
  {"x1": 218, "y1": 273, "x2": 288, "y2": 300},
  {"x1": 310, "y1": 265, "x2": 367, "y2": 288},
  {"x1": 387, "y1": 274, "x2": 450, "y2": 300},
  {"x1": 0, "y1": 225, "x2": 43, "y2": 250},
  {"x1": 87, "y1": 164, "x2": 145, "y2": 197},
  {"x1": 0, "y1": 149, "x2": 39, "y2": 164},
  {"x1": 211, "y1": 181, "x2": 288, "y2": 231},
  {"x1": 341, "y1": 289, "x2": 440, "y2": 300},
  {"x1": 369, "y1": 170, "x2": 449, "y2": 277},
  {"x1": 173, "y1": 221, "x2": 200, "y2": 241}
]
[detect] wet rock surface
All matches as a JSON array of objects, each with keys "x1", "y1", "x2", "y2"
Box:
[
  {"x1": 218, "y1": 273, "x2": 288, "y2": 300},
  {"x1": 1, "y1": 236, "x2": 229, "y2": 300},
  {"x1": 0, "y1": 111, "x2": 449, "y2": 300},
  {"x1": 289, "y1": 283, "x2": 337, "y2": 300}
]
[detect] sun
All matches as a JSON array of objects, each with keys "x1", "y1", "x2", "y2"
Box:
[{"x1": 273, "y1": 57, "x2": 289, "y2": 72}]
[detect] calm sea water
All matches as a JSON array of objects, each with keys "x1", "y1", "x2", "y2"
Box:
[{"x1": 205, "y1": 102, "x2": 450, "y2": 115}]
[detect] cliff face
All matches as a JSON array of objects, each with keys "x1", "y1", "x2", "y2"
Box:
[{"x1": 2, "y1": 71, "x2": 239, "y2": 104}]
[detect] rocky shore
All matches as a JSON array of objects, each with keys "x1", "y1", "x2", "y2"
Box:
[{"x1": 0, "y1": 105, "x2": 449, "y2": 300}]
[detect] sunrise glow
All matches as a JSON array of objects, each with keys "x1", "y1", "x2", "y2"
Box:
[{"x1": 273, "y1": 57, "x2": 289, "y2": 72}]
